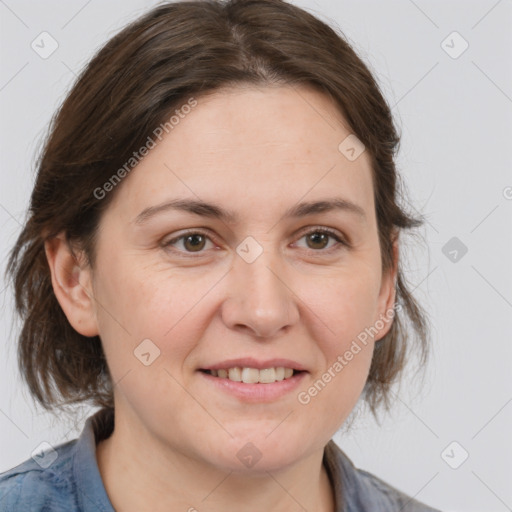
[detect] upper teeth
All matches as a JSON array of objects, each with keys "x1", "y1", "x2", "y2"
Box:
[{"x1": 209, "y1": 367, "x2": 294, "y2": 383}]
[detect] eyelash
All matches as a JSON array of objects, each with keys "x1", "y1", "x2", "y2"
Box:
[{"x1": 162, "y1": 227, "x2": 349, "y2": 257}]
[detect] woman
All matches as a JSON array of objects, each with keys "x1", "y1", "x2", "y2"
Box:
[{"x1": 0, "y1": 0, "x2": 440, "y2": 510}]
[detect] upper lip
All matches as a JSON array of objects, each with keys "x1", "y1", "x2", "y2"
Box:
[{"x1": 200, "y1": 358, "x2": 308, "y2": 372}]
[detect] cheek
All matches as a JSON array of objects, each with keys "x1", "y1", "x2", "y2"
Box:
[
  {"x1": 94, "y1": 254, "x2": 174, "y2": 332},
  {"x1": 92, "y1": 255, "x2": 218, "y2": 368},
  {"x1": 302, "y1": 266, "x2": 382, "y2": 352},
  {"x1": 91, "y1": 259, "x2": 208, "y2": 422},
  {"x1": 293, "y1": 269, "x2": 380, "y2": 428}
]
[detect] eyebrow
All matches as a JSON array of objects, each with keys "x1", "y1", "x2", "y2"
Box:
[{"x1": 133, "y1": 197, "x2": 367, "y2": 225}]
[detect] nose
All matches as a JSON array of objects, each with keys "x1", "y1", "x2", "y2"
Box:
[{"x1": 220, "y1": 248, "x2": 299, "y2": 339}]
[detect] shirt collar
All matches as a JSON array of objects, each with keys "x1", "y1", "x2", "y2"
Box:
[{"x1": 72, "y1": 407, "x2": 115, "y2": 512}]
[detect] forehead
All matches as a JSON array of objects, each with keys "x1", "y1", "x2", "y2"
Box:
[{"x1": 109, "y1": 85, "x2": 375, "y2": 224}]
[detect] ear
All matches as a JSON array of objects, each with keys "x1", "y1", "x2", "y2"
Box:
[
  {"x1": 374, "y1": 231, "x2": 399, "y2": 342},
  {"x1": 44, "y1": 233, "x2": 99, "y2": 337}
]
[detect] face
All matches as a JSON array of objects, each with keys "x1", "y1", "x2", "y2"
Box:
[{"x1": 80, "y1": 85, "x2": 396, "y2": 472}]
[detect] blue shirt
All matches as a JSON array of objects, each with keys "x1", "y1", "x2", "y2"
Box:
[{"x1": 0, "y1": 407, "x2": 441, "y2": 511}]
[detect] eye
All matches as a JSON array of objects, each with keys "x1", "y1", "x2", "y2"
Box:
[
  {"x1": 294, "y1": 227, "x2": 348, "y2": 253},
  {"x1": 162, "y1": 230, "x2": 216, "y2": 255}
]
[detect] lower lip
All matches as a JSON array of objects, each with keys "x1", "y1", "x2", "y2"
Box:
[{"x1": 198, "y1": 371, "x2": 307, "y2": 402}]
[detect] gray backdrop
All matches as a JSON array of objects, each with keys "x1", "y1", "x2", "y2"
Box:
[{"x1": 1, "y1": 1, "x2": 511, "y2": 511}]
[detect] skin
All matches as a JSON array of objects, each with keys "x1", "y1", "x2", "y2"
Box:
[{"x1": 46, "y1": 84, "x2": 398, "y2": 512}]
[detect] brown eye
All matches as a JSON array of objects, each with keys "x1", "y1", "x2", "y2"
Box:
[
  {"x1": 305, "y1": 232, "x2": 330, "y2": 250},
  {"x1": 295, "y1": 228, "x2": 346, "y2": 253},
  {"x1": 182, "y1": 234, "x2": 207, "y2": 252},
  {"x1": 163, "y1": 231, "x2": 215, "y2": 255}
]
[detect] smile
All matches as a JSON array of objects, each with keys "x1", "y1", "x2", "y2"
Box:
[{"x1": 203, "y1": 367, "x2": 299, "y2": 384}]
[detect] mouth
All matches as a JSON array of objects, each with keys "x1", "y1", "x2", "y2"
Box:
[
  {"x1": 197, "y1": 358, "x2": 308, "y2": 402},
  {"x1": 199, "y1": 367, "x2": 304, "y2": 384}
]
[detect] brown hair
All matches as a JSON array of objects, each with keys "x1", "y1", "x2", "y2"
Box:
[{"x1": 6, "y1": 0, "x2": 430, "y2": 421}]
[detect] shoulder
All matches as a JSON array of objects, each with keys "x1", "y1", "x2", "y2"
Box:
[
  {"x1": 353, "y1": 467, "x2": 441, "y2": 511},
  {"x1": 324, "y1": 440, "x2": 442, "y2": 511},
  {"x1": 0, "y1": 408, "x2": 115, "y2": 512},
  {"x1": 0, "y1": 439, "x2": 79, "y2": 512}
]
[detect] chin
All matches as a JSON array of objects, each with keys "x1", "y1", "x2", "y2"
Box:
[{"x1": 201, "y1": 431, "x2": 310, "y2": 474}]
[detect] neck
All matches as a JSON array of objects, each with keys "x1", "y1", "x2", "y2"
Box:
[{"x1": 96, "y1": 422, "x2": 335, "y2": 512}]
